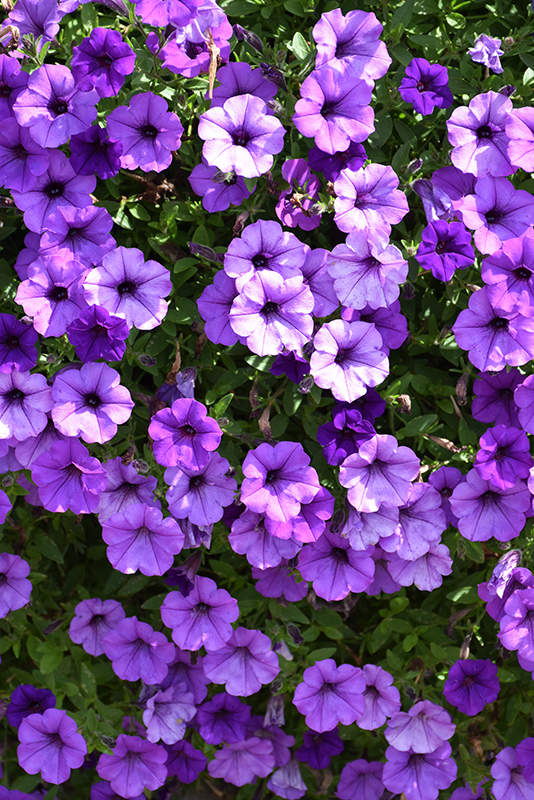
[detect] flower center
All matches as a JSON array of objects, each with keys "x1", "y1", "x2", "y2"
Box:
[
  {"x1": 189, "y1": 475, "x2": 205, "y2": 489},
  {"x1": 435, "y1": 240, "x2": 448, "y2": 254},
  {"x1": 117, "y1": 280, "x2": 137, "y2": 296},
  {"x1": 49, "y1": 98, "x2": 68, "y2": 116},
  {"x1": 261, "y1": 301, "x2": 279, "y2": 318},
  {"x1": 477, "y1": 125, "x2": 493, "y2": 139},
  {"x1": 232, "y1": 129, "x2": 250, "y2": 147},
  {"x1": 489, "y1": 316, "x2": 509, "y2": 330},
  {"x1": 185, "y1": 40, "x2": 206, "y2": 59},
  {"x1": 331, "y1": 547, "x2": 348, "y2": 562},
  {"x1": 4, "y1": 335, "x2": 19, "y2": 349},
  {"x1": 181, "y1": 424, "x2": 197, "y2": 437},
  {"x1": 84, "y1": 393, "x2": 102, "y2": 408},
  {"x1": 252, "y1": 254, "x2": 269, "y2": 269},
  {"x1": 335, "y1": 348, "x2": 350, "y2": 365},
  {"x1": 0, "y1": 83, "x2": 11, "y2": 97},
  {"x1": 140, "y1": 124, "x2": 158, "y2": 139},
  {"x1": 98, "y1": 54, "x2": 113, "y2": 68},
  {"x1": 5, "y1": 388, "x2": 24, "y2": 403},
  {"x1": 48, "y1": 285, "x2": 68, "y2": 302},
  {"x1": 265, "y1": 469, "x2": 280, "y2": 485},
  {"x1": 514, "y1": 266, "x2": 532, "y2": 280},
  {"x1": 45, "y1": 181, "x2": 65, "y2": 198},
  {"x1": 485, "y1": 209, "x2": 502, "y2": 224}
]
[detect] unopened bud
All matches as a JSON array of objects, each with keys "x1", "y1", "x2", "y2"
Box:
[
  {"x1": 259, "y1": 63, "x2": 287, "y2": 92},
  {"x1": 233, "y1": 24, "x2": 263, "y2": 53},
  {"x1": 499, "y1": 84, "x2": 515, "y2": 97},
  {"x1": 287, "y1": 623, "x2": 303, "y2": 645},
  {"x1": 2, "y1": 476, "x2": 13, "y2": 488},
  {"x1": 298, "y1": 376, "x2": 314, "y2": 394},
  {"x1": 189, "y1": 242, "x2": 219, "y2": 263},
  {"x1": 132, "y1": 459, "x2": 149, "y2": 474},
  {"x1": 138, "y1": 354, "x2": 156, "y2": 367}
]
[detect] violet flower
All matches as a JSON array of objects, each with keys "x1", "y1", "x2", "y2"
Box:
[
  {"x1": 515, "y1": 375, "x2": 534, "y2": 434},
  {"x1": 298, "y1": 529, "x2": 374, "y2": 601},
  {"x1": 197, "y1": 270, "x2": 239, "y2": 346},
  {"x1": 6, "y1": 685, "x2": 56, "y2": 729},
  {"x1": 472, "y1": 369, "x2": 522, "y2": 428},
  {"x1": 293, "y1": 658, "x2": 365, "y2": 732},
  {"x1": 31, "y1": 439, "x2": 107, "y2": 515},
  {"x1": 275, "y1": 158, "x2": 322, "y2": 231},
  {"x1": 469, "y1": 35, "x2": 504, "y2": 74},
  {"x1": 165, "y1": 452, "x2": 237, "y2": 526},
  {"x1": 207, "y1": 737, "x2": 275, "y2": 786},
  {"x1": 71, "y1": 27, "x2": 136, "y2": 96},
  {"x1": 447, "y1": 91, "x2": 513, "y2": 177},
  {"x1": 96, "y1": 734, "x2": 167, "y2": 797},
  {"x1": 188, "y1": 162, "x2": 251, "y2": 213},
  {"x1": 0, "y1": 55, "x2": 28, "y2": 118},
  {"x1": 96, "y1": 457, "x2": 158, "y2": 522},
  {"x1": 450, "y1": 469, "x2": 530, "y2": 542},
  {"x1": 69, "y1": 125, "x2": 123, "y2": 179},
  {"x1": 333, "y1": 163, "x2": 409, "y2": 234},
  {"x1": 312, "y1": 9, "x2": 391, "y2": 81},
  {"x1": 337, "y1": 759, "x2": 384, "y2": 800},
  {"x1": 203, "y1": 627, "x2": 280, "y2": 696},
  {"x1": 382, "y1": 743, "x2": 457, "y2": 800},
  {"x1": 317, "y1": 404, "x2": 375, "y2": 466},
  {"x1": 385, "y1": 699, "x2": 455, "y2": 753},
  {"x1": 443, "y1": 659, "x2": 500, "y2": 716},
  {"x1": 16, "y1": 255, "x2": 87, "y2": 338},
  {"x1": 308, "y1": 142, "x2": 366, "y2": 182},
  {"x1": 195, "y1": 692, "x2": 251, "y2": 744},
  {"x1": 68, "y1": 597, "x2": 125, "y2": 657},
  {"x1": 490, "y1": 747, "x2": 534, "y2": 800},
  {"x1": 0, "y1": 118, "x2": 50, "y2": 194},
  {"x1": 210, "y1": 62, "x2": 277, "y2": 108},
  {"x1": 357, "y1": 664, "x2": 401, "y2": 730},
  {"x1": 142, "y1": 685, "x2": 196, "y2": 744},
  {"x1": 267, "y1": 759, "x2": 307, "y2": 799},
  {"x1": 399, "y1": 58, "x2": 453, "y2": 115},
  {"x1": 0, "y1": 315, "x2": 37, "y2": 374},
  {"x1": 296, "y1": 729, "x2": 343, "y2": 769},
  {"x1": 0, "y1": 554, "x2": 31, "y2": 618},
  {"x1": 415, "y1": 220, "x2": 474, "y2": 282},
  {"x1": 148, "y1": 397, "x2": 222, "y2": 469},
  {"x1": 481, "y1": 232, "x2": 534, "y2": 314},
  {"x1": 0, "y1": 370, "x2": 53, "y2": 442},
  {"x1": 40, "y1": 206, "x2": 115, "y2": 267},
  {"x1": 67, "y1": 306, "x2": 130, "y2": 364},
  {"x1": 474, "y1": 425, "x2": 532, "y2": 489},
  {"x1": 229, "y1": 510, "x2": 301, "y2": 568},
  {"x1": 102, "y1": 616, "x2": 174, "y2": 684},
  {"x1": 388, "y1": 542, "x2": 453, "y2": 592},
  {"x1": 17, "y1": 709, "x2": 87, "y2": 785},
  {"x1": 165, "y1": 740, "x2": 207, "y2": 783}
]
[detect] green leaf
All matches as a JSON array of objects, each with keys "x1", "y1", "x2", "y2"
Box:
[
  {"x1": 391, "y1": 0, "x2": 415, "y2": 28},
  {"x1": 398, "y1": 414, "x2": 437, "y2": 438},
  {"x1": 40, "y1": 650, "x2": 63, "y2": 675},
  {"x1": 462, "y1": 539, "x2": 485, "y2": 564},
  {"x1": 307, "y1": 648, "x2": 337, "y2": 663},
  {"x1": 291, "y1": 32, "x2": 311, "y2": 61},
  {"x1": 212, "y1": 393, "x2": 233, "y2": 418},
  {"x1": 33, "y1": 533, "x2": 63, "y2": 564},
  {"x1": 80, "y1": 663, "x2": 96, "y2": 697},
  {"x1": 403, "y1": 633, "x2": 418, "y2": 652}
]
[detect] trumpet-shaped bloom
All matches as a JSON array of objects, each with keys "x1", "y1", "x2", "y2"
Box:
[
  {"x1": 71, "y1": 28, "x2": 135, "y2": 96},
  {"x1": 149, "y1": 398, "x2": 222, "y2": 469},
  {"x1": 143, "y1": 686, "x2": 196, "y2": 745},
  {"x1": 0, "y1": 554, "x2": 31, "y2": 618},
  {"x1": 313, "y1": 9, "x2": 391, "y2": 81},
  {"x1": 102, "y1": 617, "x2": 174, "y2": 684},
  {"x1": 68, "y1": 597, "x2": 125, "y2": 657},
  {"x1": 207, "y1": 737, "x2": 275, "y2": 786},
  {"x1": 450, "y1": 469, "x2": 530, "y2": 542},
  {"x1": 18, "y1": 709, "x2": 87, "y2": 785},
  {"x1": 31, "y1": 439, "x2": 107, "y2": 514},
  {"x1": 203, "y1": 627, "x2": 280, "y2": 696},
  {"x1": 0, "y1": 370, "x2": 52, "y2": 442},
  {"x1": 333, "y1": 164, "x2": 409, "y2": 234},
  {"x1": 165, "y1": 452, "x2": 237, "y2": 526},
  {"x1": 383, "y1": 743, "x2": 457, "y2": 800},
  {"x1": 293, "y1": 659, "x2": 365, "y2": 733},
  {"x1": 297, "y1": 529, "x2": 374, "y2": 601},
  {"x1": 16, "y1": 255, "x2": 87, "y2": 338},
  {"x1": 385, "y1": 700, "x2": 455, "y2": 753},
  {"x1": 443, "y1": 659, "x2": 500, "y2": 716},
  {"x1": 447, "y1": 91, "x2": 513, "y2": 177},
  {"x1": 195, "y1": 692, "x2": 251, "y2": 744},
  {"x1": 97, "y1": 735, "x2": 167, "y2": 797}
]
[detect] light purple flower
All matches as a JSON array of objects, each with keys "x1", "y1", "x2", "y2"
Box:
[
  {"x1": 198, "y1": 94, "x2": 285, "y2": 178},
  {"x1": 382, "y1": 743, "x2": 457, "y2": 800},
  {"x1": 96, "y1": 457, "x2": 158, "y2": 522},
  {"x1": 385, "y1": 700, "x2": 455, "y2": 753},
  {"x1": 428, "y1": 466, "x2": 463, "y2": 527},
  {"x1": 507, "y1": 107, "x2": 534, "y2": 172},
  {"x1": 267, "y1": 759, "x2": 307, "y2": 800},
  {"x1": 475, "y1": 424, "x2": 532, "y2": 489},
  {"x1": 337, "y1": 759, "x2": 384, "y2": 800},
  {"x1": 188, "y1": 162, "x2": 251, "y2": 213},
  {"x1": 388, "y1": 542, "x2": 453, "y2": 591},
  {"x1": 97, "y1": 734, "x2": 167, "y2": 797},
  {"x1": 102, "y1": 616, "x2": 174, "y2": 684},
  {"x1": 149, "y1": 398, "x2": 222, "y2": 469},
  {"x1": 40, "y1": 206, "x2": 115, "y2": 267},
  {"x1": 84, "y1": 247, "x2": 172, "y2": 330},
  {"x1": 203, "y1": 627, "x2": 280, "y2": 696},
  {"x1": 469, "y1": 35, "x2": 504, "y2": 74},
  {"x1": 450, "y1": 469, "x2": 530, "y2": 542},
  {"x1": 165, "y1": 452, "x2": 237, "y2": 526},
  {"x1": 447, "y1": 91, "x2": 513, "y2": 177},
  {"x1": 514, "y1": 375, "x2": 534, "y2": 434},
  {"x1": 395, "y1": 483, "x2": 446, "y2": 561},
  {"x1": 313, "y1": 9, "x2": 391, "y2": 81},
  {"x1": 0, "y1": 370, "x2": 52, "y2": 442},
  {"x1": 357, "y1": 664, "x2": 401, "y2": 730},
  {"x1": 333, "y1": 164, "x2": 409, "y2": 234},
  {"x1": 293, "y1": 658, "x2": 365, "y2": 733},
  {"x1": 210, "y1": 62, "x2": 277, "y2": 108},
  {"x1": 0, "y1": 553, "x2": 31, "y2": 618},
  {"x1": 230, "y1": 271, "x2": 313, "y2": 356},
  {"x1": 298, "y1": 529, "x2": 374, "y2": 601},
  {"x1": 107, "y1": 92, "x2": 184, "y2": 173},
  {"x1": 197, "y1": 270, "x2": 239, "y2": 346},
  {"x1": 17, "y1": 709, "x2": 86, "y2": 785},
  {"x1": 0, "y1": 118, "x2": 49, "y2": 194},
  {"x1": 102, "y1": 503, "x2": 185, "y2": 576},
  {"x1": 195, "y1": 692, "x2": 251, "y2": 745},
  {"x1": 301, "y1": 248, "x2": 338, "y2": 317},
  {"x1": 229, "y1": 510, "x2": 301, "y2": 568},
  {"x1": 31, "y1": 439, "x2": 107, "y2": 515},
  {"x1": 160, "y1": 575, "x2": 239, "y2": 651},
  {"x1": 16, "y1": 255, "x2": 87, "y2": 338},
  {"x1": 143, "y1": 685, "x2": 196, "y2": 744},
  {"x1": 275, "y1": 158, "x2": 322, "y2": 231},
  {"x1": 69, "y1": 597, "x2": 125, "y2": 657},
  {"x1": 131, "y1": 0, "x2": 200, "y2": 27},
  {"x1": 491, "y1": 747, "x2": 534, "y2": 800},
  {"x1": 4, "y1": 0, "x2": 60, "y2": 48},
  {"x1": 207, "y1": 737, "x2": 275, "y2": 786}
]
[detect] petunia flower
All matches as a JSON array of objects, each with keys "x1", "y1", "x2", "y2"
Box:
[
  {"x1": 97, "y1": 734, "x2": 167, "y2": 797},
  {"x1": 17, "y1": 709, "x2": 87, "y2": 785},
  {"x1": 293, "y1": 658, "x2": 365, "y2": 732},
  {"x1": 443, "y1": 659, "x2": 500, "y2": 716},
  {"x1": 203, "y1": 627, "x2": 280, "y2": 696},
  {"x1": 399, "y1": 58, "x2": 453, "y2": 115},
  {"x1": 312, "y1": 9, "x2": 391, "y2": 81},
  {"x1": 0, "y1": 554, "x2": 32, "y2": 618},
  {"x1": 71, "y1": 27, "x2": 136, "y2": 97},
  {"x1": 446, "y1": 91, "x2": 513, "y2": 177},
  {"x1": 68, "y1": 597, "x2": 125, "y2": 657},
  {"x1": 0, "y1": 370, "x2": 53, "y2": 442},
  {"x1": 195, "y1": 692, "x2": 251, "y2": 744},
  {"x1": 6, "y1": 685, "x2": 56, "y2": 729},
  {"x1": 102, "y1": 616, "x2": 174, "y2": 684},
  {"x1": 333, "y1": 163, "x2": 409, "y2": 234},
  {"x1": 165, "y1": 452, "x2": 237, "y2": 526},
  {"x1": 31, "y1": 439, "x2": 107, "y2": 514}
]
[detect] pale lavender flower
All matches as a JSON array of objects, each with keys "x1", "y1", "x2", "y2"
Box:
[
  {"x1": 143, "y1": 686, "x2": 196, "y2": 745},
  {"x1": 203, "y1": 627, "x2": 280, "y2": 696},
  {"x1": 447, "y1": 91, "x2": 513, "y2": 177},
  {"x1": 165, "y1": 452, "x2": 237, "y2": 526},
  {"x1": 102, "y1": 616, "x2": 174, "y2": 684},
  {"x1": 313, "y1": 9, "x2": 391, "y2": 81},
  {"x1": 16, "y1": 255, "x2": 87, "y2": 338},
  {"x1": 333, "y1": 164, "x2": 409, "y2": 234},
  {"x1": 293, "y1": 658, "x2": 365, "y2": 733},
  {"x1": 96, "y1": 734, "x2": 167, "y2": 797},
  {"x1": 383, "y1": 743, "x2": 457, "y2": 800},
  {"x1": 69, "y1": 597, "x2": 125, "y2": 657},
  {"x1": 385, "y1": 700, "x2": 455, "y2": 753},
  {"x1": 357, "y1": 664, "x2": 401, "y2": 730},
  {"x1": 469, "y1": 35, "x2": 504, "y2": 74},
  {"x1": 0, "y1": 371, "x2": 52, "y2": 442}
]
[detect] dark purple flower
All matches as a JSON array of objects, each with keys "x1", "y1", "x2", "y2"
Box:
[
  {"x1": 165, "y1": 740, "x2": 207, "y2": 783},
  {"x1": 293, "y1": 69, "x2": 373, "y2": 155},
  {"x1": 443, "y1": 659, "x2": 500, "y2": 716},
  {"x1": 450, "y1": 469, "x2": 530, "y2": 542},
  {"x1": 71, "y1": 28, "x2": 135, "y2": 97},
  {"x1": 0, "y1": 118, "x2": 49, "y2": 194},
  {"x1": 31, "y1": 439, "x2": 107, "y2": 514},
  {"x1": 203, "y1": 627, "x2": 280, "y2": 696},
  {"x1": 400, "y1": 58, "x2": 453, "y2": 116},
  {"x1": 312, "y1": 9, "x2": 391, "y2": 81},
  {"x1": 107, "y1": 92, "x2": 184, "y2": 173},
  {"x1": 149, "y1": 398, "x2": 222, "y2": 469},
  {"x1": 69, "y1": 597, "x2": 125, "y2": 656},
  {"x1": 6, "y1": 685, "x2": 56, "y2": 729},
  {"x1": 475, "y1": 424, "x2": 532, "y2": 489},
  {"x1": 415, "y1": 220, "x2": 474, "y2": 281},
  {"x1": 17, "y1": 709, "x2": 87, "y2": 785},
  {"x1": 447, "y1": 91, "x2": 513, "y2": 177},
  {"x1": 270, "y1": 351, "x2": 309, "y2": 384},
  {"x1": 69, "y1": 125, "x2": 123, "y2": 179},
  {"x1": 188, "y1": 162, "x2": 251, "y2": 213},
  {"x1": 10, "y1": 150, "x2": 96, "y2": 234},
  {"x1": 102, "y1": 503, "x2": 185, "y2": 576},
  {"x1": 293, "y1": 658, "x2": 365, "y2": 733},
  {"x1": 296, "y1": 729, "x2": 343, "y2": 769},
  {"x1": 337, "y1": 759, "x2": 384, "y2": 800},
  {"x1": 452, "y1": 285, "x2": 534, "y2": 371},
  {"x1": 298, "y1": 528, "x2": 374, "y2": 601},
  {"x1": 308, "y1": 142, "x2": 366, "y2": 183},
  {"x1": 275, "y1": 158, "x2": 322, "y2": 231},
  {"x1": 97, "y1": 734, "x2": 167, "y2": 797},
  {"x1": 383, "y1": 743, "x2": 457, "y2": 800},
  {"x1": 160, "y1": 575, "x2": 238, "y2": 651},
  {"x1": 0, "y1": 315, "x2": 37, "y2": 374},
  {"x1": 196, "y1": 692, "x2": 251, "y2": 744},
  {"x1": 165, "y1": 452, "x2": 237, "y2": 526},
  {"x1": 102, "y1": 616, "x2": 174, "y2": 684},
  {"x1": 198, "y1": 94, "x2": 285, "y2": 178},
  {"x1": 84, "y1": 246, "x2": 171, "y2": 330},
  {"x1": 469, "y1": 35, "x2": 504, "y2": 73},
  {"x1": 13, "y1": 64, "x2": 98, "y2": 148},
  {"x1": 67, "y1": 306, "x2": 129, "y2": 364},
  {"x1": 318, "y1": 405, "x2": 374, "y2": 466},
  {"x1": 472, "y1": 369, "x2": 522, "y2": 428}
]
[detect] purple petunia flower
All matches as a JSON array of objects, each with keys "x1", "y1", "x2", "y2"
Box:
[
  {"x1": 0, "y1": 55, "x2": 28, "y2": 118},
  {"x1": 0, "y1": 553, "x2": 31, "y2": 618},
  {"x1": 195, "y1": 692, "x2": 251, "y2": 744},
  {"x1": 0, "y1": 370, "x2": 52, "y2": 442},
  {"x1": 31, "y1": 439, "x2": 107, "y2": 514},
  {"x1": 96, "y1": 457, "x2": 158, "y2": 522},
  {"x1": 160, "y1": 649, "x2": 209, "y2": 704},
  {"x1": 308, "y1": 142, "x2": 366, "y2": 182},
  {"x1": 107, "y1": 92, "x2": 184, "y2": 173},
  {"x1": 210, "y1": 62, "x2": 277, "y2": 108},
  {"x1": 229, "y1": 510, "x2": 301, "y2": 568},
  {"x1": 298, "y1": 529, "x2": 374, "y2": 601},
  {"x1": 165, "y1": 452, "x2": 237, "y2": 526},
  {"x1": 293, "y1": 658, "x2": 365, "y2": 733},
  {"x1": 382, "y1": 743, "x2": 457, "y2": 800},
  {"x1": 253, "y1": 561, "x2": 307, "y2": 602},
  {"x1": 6, "y1": 685, "x2": 56, "y2": 729},
  {"x1": 450, "y1": 468, "x2": 530, "y2": 542},
  {"x1": 317, "y1": 404, "x2": 375, "y2": 466},
  {"x1": 333, "y1": 163, "x2": 409, "y2": 234},
  {"x1": 340, "y1": 433, "x2": 420, "y2": 513},
  {"x1": 241, "y1": 441, "x2": 320, "y2": 524},
  {"x1": 230, "y1": 272, "x2": 314, "y2": 357},
  {"x1": 479, "y1": 564, "x2": 534, "y2": 623},
  {"x1": 514, "y1": 375, "x2": 534, "y2": 434},
  {"x1": 388, "y1": 542, "x2": 453, "y2": 592},
  {"x1": 207, "y1": 737, "x2": 275, "y2": 786},
  {"x1": 0, "y1": 118, "x2": 50, "y2": 194},
  {"x1": 313, "y1": 9, "x2": 391, "y2": 81},
  {"x1": 490, "y1": 746, "x2": 534, "y2": 800},
  {"x1": 188, "y1": 162, "x2": 251, "y2": 213},
  {"x1": 428, "y1": 466, "x2": 464, "y2": 527},
  {"x1": 474, "y1": 425, "x2": 532, "y2": 489},
  {"x1": 357, "y1": 664, "x2": 401, "y2": 730},
  {"x1": 472, "y1": 369, "x2": 522, "y2": 428},
  {"x1": 203, "y1": 627, "x2": 280, "y2": 696},
  {"x1": 149, "y1": 398, "x2": 222, "y2": 469},
  {"x1": 67, "y1": 306, "x2": 130, "y2": 364},
  {"x1": 160, "y1": 575, "x2": 239, "y2": 651},
  {"x1": 267, "y1": 758, "x2": 307, "y2": 799},
  {"x1": 197, "y1": 270, "x2": 239, "y2": 346},
  {"x1": 13, "y1": 65, "x2": 98, "y2": 148},
  {"x1": 131, "y1": 0, "x2": 200, "y2": 27},
  {"x1": 198, "y1": 94, "x2": 285, "y2": 178},
  {"x1": 328, "y1": 228, "x2": 408, "y2": 310},
  {"x1": 457, "y1": 176, "x2": 534, "y2": 255},
  {"x1": 40, "y1": 206, "x2": 115, "y2": 267},
  {"x1": 102, "y1": 503, "x2": 185, "y2": 576},
  {"x1": 91, "y1": 782, "x2": 145, "y2": 800},
  {"x1": 51, "y1": 362, "x2": 134, "y2": 444},
  {"x1": 84, "y1": 247, "x2": 172, "y2": 330},
  {"x1": 17, "y1": 709, "x2": 87, "y2": 785},
  {"x1": 415, "y1": 220, "x2": 475, "y2": 282},
  {"x1": 97, "y1": 735, "x2": 167, "y2": 797},
  {"x1": 165, "y1": 739, "x2": 208, "y2": 783},
  {"x1": 0, "y1": 315, "x2": 38, "y2": 374},
  {"x1": 447, "y1": 91, "x2": 513, "y2": 177},
  {"x1": 10, "y1": 150, "x2": 96, "y2": 234},
  {"x1": 16, "y1": 255, "x2": 87, "y2": 338},
  {"x1": 337, "y1": 759, "x2": 384, "y2": 800},
  {"x1": 293, "y1": 69, "x2": 374, "y2": 155},
  {"x1": 443, "y1": 659, "x2": 500, "y2": 716},
  {"x1": 4, "y1": 0, "x2": 60, "y2": 49},
  {"x1": 481, "y1": 232, "x2": 534, "y2": 314},
  {"x1": 69, "y1": 125, "x2": 123, "y2": 179},
  {"x1": 399, "y1": 58, "x2": 453, "y2": 115},
  {"x1": 311, "y1": 319, "x2": 388, "y2": 403},
  {"x1": 275, "y1": 158, "x2": 322, "y2": 231},
  {"x1": 385, "y1": 700, "x2": 455, "y2": 753},
  {"x1": 469, "y1": 35, "x2": 504, "y2": 74},
  {"x1": 143, "y1": 685, "x2": 196, "y2": 745},
  {"x1": 395, "y1": 483, "x2": 446, "y2": 561},
  {"x1": 296, "y1": 729, "x2": 343, "y2": 770},
  {"x1": 300, "y1": 248, "x2": 337, "y2": 318},
  {"x1": 453, "y1": 285, "x2": 534, "y2": 371},
  {"x1": 102, "y1": 616, "x2": 174, "y2": 684},
  {"x1": 71, "y1": 28, "x2": 136, "y2": 97},
  {"x1": 68, "y1": 597, "x2": 125, "y2": 657}
]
